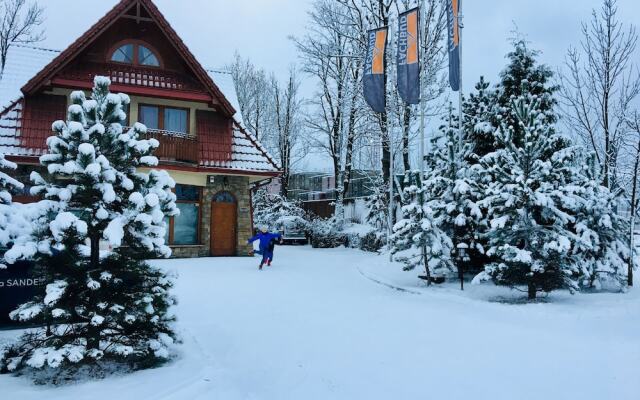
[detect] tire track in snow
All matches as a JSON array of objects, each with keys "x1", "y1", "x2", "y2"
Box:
[{"x1": 356, "y1": 266, "x2": 422, "y2": 295}]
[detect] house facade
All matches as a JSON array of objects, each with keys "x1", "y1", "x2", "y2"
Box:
[{"x1": 0, "y1": 0, "x2": 280, "y2": 258}]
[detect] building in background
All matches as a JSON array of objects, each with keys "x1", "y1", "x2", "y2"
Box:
[
  {"x1": 0, "y1": 0, "x2": 280, "y2": 258},
  {"x1": 283, "y1": 170, "x2": 379, "y2": 220}
]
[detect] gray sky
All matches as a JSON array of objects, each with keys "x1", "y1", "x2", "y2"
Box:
[
  {"x1": 35, "y1": 0, "x2": 640, "y2": 171},
  {"x1": 38, "y1": 0, "x2": 639, "y2": 86}
]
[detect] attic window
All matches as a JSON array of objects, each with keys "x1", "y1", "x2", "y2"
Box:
[{"x1": 109, "y1": 42, "x2": 160, "y2": 67}]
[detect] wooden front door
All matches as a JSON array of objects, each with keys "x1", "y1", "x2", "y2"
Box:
[{"x1": 210, "y1": 192, "x2": 237, "y2": 256}]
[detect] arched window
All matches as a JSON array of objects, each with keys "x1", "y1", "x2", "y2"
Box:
[
  {"x1": 214, "y1": 191, "x2": 236, "y2": 203},
  {"x1": 109, "y1": 42, "x2": 161, "y2": 67}
]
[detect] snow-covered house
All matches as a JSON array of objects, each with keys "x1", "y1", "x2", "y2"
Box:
[{"x1": 0, "y1": 0, "x2": 280, "y2": 258}]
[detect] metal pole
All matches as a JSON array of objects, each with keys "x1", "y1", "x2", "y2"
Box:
[
  {"x1": 458, "y1": 2, "x2": 465, "y2": 289},
  {"x1": 389, "y1": 126, "x2": 394, "y2": 261},
  {"x1": 458, "y1": 1, "x2": 464, "y2": 146},
  {"x1": 388, "y1": 23, "x2": 395, "y2": 262},
  {"x1": 419, "y1": 0, "x2": 429, "y2": 283}
]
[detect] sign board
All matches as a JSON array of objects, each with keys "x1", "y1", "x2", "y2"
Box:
[{"x1": 0, "y1": 260, "x2": 45, "y2": 326}]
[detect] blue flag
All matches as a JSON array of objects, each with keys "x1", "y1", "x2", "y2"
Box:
[
  {"x1": 447, "y1": 0, "x2": 461, "y2": 92},
  {"x1": 364, "y1": 27, "x2": 388, "y2": 113},
  {"x1": 397, "y1": 7, "x2": 420, "y2": 104}
]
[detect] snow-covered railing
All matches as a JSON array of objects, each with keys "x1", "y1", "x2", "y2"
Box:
[
  {"x1": 61, "y1": 62, "x2": 203, "y2": 92},
  {"x1": 140, "y1": 128, "x2": 198, "y2": 164}
]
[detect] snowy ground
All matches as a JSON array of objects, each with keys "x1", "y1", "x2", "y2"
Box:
[{"x1": 1, "y1": 246, "x2": 639, "y2": 399}]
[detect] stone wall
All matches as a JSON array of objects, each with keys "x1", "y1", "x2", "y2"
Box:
[{"x1": 170, "y1": 174, "x2": 253, "y2": 258}]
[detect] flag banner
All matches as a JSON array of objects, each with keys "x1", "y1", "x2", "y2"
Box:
[
  {"x1": 397, "y1": 7, "x2": 420, "y2": 104},
  {"x1": 447, "y1": 0, "x2": 461, "y2": 91},
  {"x1": 364, "y1": 27, "x2": 388, "y2": 113}
]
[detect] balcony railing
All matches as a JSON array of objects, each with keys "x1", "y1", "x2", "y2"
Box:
[
  {"x1": 60, "y1": 62, "x2": 204, "y2": 92},
  {"x1": 141, "y1": 129, "x2": 199, "y2": 164}
]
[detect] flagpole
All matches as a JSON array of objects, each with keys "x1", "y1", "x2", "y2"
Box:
[
  {"x1": 388, "y1": 24, "x2": 395, "y2": 262},
  {"x1": 418, "y1": 1, "x2": 430, "y2": 283},
  {"x1": 458, "y1": 1, "x2": 464, "y2": 147}
]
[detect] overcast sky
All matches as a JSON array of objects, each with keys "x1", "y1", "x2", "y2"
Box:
[
  {"x1": 38, "y1": 0, "x2": 639, "y2": 86},
  {"x1": 36, "y1": 0, "x2": 640, "y2": 170}
]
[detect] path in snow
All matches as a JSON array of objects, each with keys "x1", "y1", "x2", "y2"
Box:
[{"x1": 1, "y1": 246, "x2": 639, "y2": 399}]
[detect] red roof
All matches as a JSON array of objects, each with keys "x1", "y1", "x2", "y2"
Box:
[{"x1": 22, "y1": 0, "x2": 236, "y2": 117}]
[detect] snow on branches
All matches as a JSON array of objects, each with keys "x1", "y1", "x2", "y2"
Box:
[{"x1": 0, "y1": 77, "x2": 178, "y2": 379}]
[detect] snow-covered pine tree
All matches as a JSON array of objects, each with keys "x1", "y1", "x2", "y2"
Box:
[
  {"x1": 474, "y1": 88, "x2": 583, "y2": 300},
  {"x1": 572, "y1": 153, "x2": 630, "y2": 290},
  {"x1": 463, "y1": 76, "x2": 498, "y2": 162},
  {"x1": 0, "y1": 77, "x2": 179, "y2": 378},
  {"x1": 392, "y1": 171, "x2": 453, "y2": 281},
  {"x1": 496, "y1": 38, "x2": 559, "y2": 148},
  {"x1": 363, "y1": 174, "x2": 388, "y2": 232},
  {"x1": 425, "y1": 106, "x2": 484, "y2": 276},
  {"x1": 0, "y1": 153, "x2": 26, "y2": 269}
]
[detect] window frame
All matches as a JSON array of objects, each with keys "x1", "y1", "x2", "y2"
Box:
[
  {"x1": 107, "y1": 40, "x2": 163, "y2": 68},
  {"x1": 166, "y1": 185, "x2": 202, "y2": 246},
  {"x1": 138, "y1": 103, "x2": 191, "y2": 135}
]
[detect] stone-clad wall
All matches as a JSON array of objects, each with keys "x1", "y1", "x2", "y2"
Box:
[{"x1": 170, "y1": 175, "x2": 253, "y2": 258}]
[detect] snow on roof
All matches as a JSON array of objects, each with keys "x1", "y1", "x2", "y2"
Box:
[
  {"x1": 0, "y1": 44, "x2": 60, "y2": 111},
  {"x1": 201, "y1": 124, "x2": 279, "y2": 172},
  {"x1": 0, "y1": 45, "x2": 279, "y2": 174}
]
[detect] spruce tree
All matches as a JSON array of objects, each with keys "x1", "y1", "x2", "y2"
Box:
[
  {"x1": 425, "y1": 107, "x2": 485, "y2": 277},
  {"x1": 0, "y1": 154, "x2": 26, "y2": 269},
  {"x1": 0, "y1": 77, "x2": 179, "y2": 378},
  {"x1": 572, "y1": 154, "x2": 630, "y2": 290},
  {"x1": 462, "y1": 76, "x2": 498, "y2": 161},
  {"x1": 496, "y1": 39, "x2": 559, "y2": 147},
  {"x1": 474, "y1": 89, "x2": 582, "y2": 299},
  {"x1": 392, "y1": 171, "x2": 453, "y2": 280},
  {"x1": 364, "y1": 175, "x2": 388, "y2": 232}
]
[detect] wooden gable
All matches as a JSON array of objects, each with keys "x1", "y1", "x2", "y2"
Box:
[{"x1": 22, "y1": 0, "x2": 235, "y2": 114}]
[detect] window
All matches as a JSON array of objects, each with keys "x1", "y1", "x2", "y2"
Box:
[
  {"x1": 109, "y1": 42, "x2": 161, "y2": 67},
  {"x1": 111, "y1": 44, "x2": 134, "y2": 63},
  {"x1": 165, "y1": 185, "x2": 201, "y2": 246},
  {"x1": 139, "y1": 45, "x2": 160, "y2": 67},
  {"x1": 164, "y1": 108, "x2": 188, "y2": 133},
  {"x1": 140, "y1": 105, "x2": 160, "y2": 130},
  {"x1": 138, "y1": 104, "x2": 189, "y2": 134}
]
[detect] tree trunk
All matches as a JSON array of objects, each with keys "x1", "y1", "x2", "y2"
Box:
[
  {"x1": 528, "y1": 282, "x2": 537, "y2": 300},
  {"x1": 402, "y1": 106, "x2": 411, "y2": 172},
  {"x1": 90, "y1": 233, "x2": 100, "y2": 270}
]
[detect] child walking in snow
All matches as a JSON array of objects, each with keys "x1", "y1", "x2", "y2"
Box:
[{"x1": 248, "y1": 226, "x2": 283, "y2": 270}]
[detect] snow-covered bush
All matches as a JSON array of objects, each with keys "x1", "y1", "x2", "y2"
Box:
[
  {"x1": 0, "y1": 77, "x2": 179, "y2": 379},
  {"x1": 308, "y1": 217, "x2": 346, "y2": 248},
  {"x1": 341, "y1": 223, "x2": 385, "y2": 253},
  {"x1": 252, "y1": 188, "x2": 308, "y2": 232}
]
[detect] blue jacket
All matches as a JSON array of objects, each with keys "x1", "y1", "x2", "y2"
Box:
[{"x1": 248, "y1": 232, "x2": 282, "y2": 251}]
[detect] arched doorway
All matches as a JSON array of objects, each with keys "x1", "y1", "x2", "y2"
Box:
[{"x1": 210, "y1": 191, "x2": 237, "y2": 256}]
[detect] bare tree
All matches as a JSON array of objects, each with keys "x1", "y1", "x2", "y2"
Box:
[
  {"x1": 271, "y1": 67, "x2": 307, "y2": 197},
  {"x1": 0, "y1": 0, "x2": 44, "y2": 80},
  {"x1": 558, "y1": 0, "x2": 640, "y2": 191},
  {"x1": 293, "y1": 0, "x2": 351, "y2": 204},
  {"x1": 228, "y1": 53, "x2": 273, "y2": 142},
  {"x1": 624, "y1": 111, "x2": 640, "y2": 286}
]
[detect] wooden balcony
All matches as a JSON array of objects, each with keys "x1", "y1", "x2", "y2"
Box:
[
  {"x1": 62, "y1": 62, "x2": 203, "y2": 91},
  {"x1": 141, "y1": 129, "x2": 199, "y2": 164}
]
